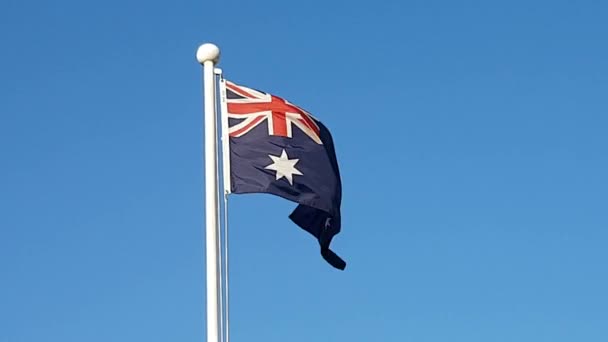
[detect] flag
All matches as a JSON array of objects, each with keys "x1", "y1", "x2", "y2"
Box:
[{"x1": 222, "y1": 80, "x2": 346, "y2": 270}]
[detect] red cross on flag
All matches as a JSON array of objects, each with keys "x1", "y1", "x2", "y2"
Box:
[{"x1": 224, "y1": 81, "x2": 322, "y2": 144}]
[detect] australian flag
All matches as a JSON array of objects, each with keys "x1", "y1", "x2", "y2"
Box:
[{"x1": 223, "y1": 80, "x2": 345, "y2": 270}]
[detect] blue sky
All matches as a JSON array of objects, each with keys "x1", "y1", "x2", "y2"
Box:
[{"x1": 1, "y1": 0, "x2": 607, "y2": 341}]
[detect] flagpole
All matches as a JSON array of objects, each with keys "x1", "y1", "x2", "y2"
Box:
[{"x1": 196, "y1": 43, "x2": 221, "y2": 342}]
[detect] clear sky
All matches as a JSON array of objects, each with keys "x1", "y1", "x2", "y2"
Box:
[{"x1": 1, "y1": 0, "x2": 607, "y2": 341}]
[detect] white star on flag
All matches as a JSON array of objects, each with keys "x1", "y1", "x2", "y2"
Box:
[{"x1": 264, "y1": 149, "x2": 303, "y2": 185}]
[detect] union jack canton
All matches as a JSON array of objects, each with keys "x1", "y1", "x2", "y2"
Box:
[{"x1": 225, "y1": 81, "x2": 322, "y2": 144}]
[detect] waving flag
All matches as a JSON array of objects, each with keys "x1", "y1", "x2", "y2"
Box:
[{"x1": 222, "y1": 80, "x2": 345, "y2": 270}]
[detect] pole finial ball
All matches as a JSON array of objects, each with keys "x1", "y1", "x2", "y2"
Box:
[{"x1": 196, "y1": 43, "x2": 220, "y2": 64}]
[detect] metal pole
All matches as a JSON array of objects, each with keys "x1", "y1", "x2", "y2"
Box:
[{"x1": 196, "y1": 43, "x2": 221, "y2": 342}]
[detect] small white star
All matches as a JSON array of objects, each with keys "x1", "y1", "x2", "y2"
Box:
[{"x1": 265, "y1": 149, "x2": 303, "y2": 185}]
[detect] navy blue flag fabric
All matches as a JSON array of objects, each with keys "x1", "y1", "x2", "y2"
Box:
[{"x1": 224, "y1": 80, "x2": 345, "y2": 270}]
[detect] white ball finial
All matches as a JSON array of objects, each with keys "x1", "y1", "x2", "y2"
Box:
[{"x1": 196, "y1": 43, "x2": 220, "y2": 64}]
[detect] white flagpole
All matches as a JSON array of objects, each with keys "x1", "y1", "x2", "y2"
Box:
[{"x1": 196, "y1": 43, "x2": 221, "y2": 342}]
